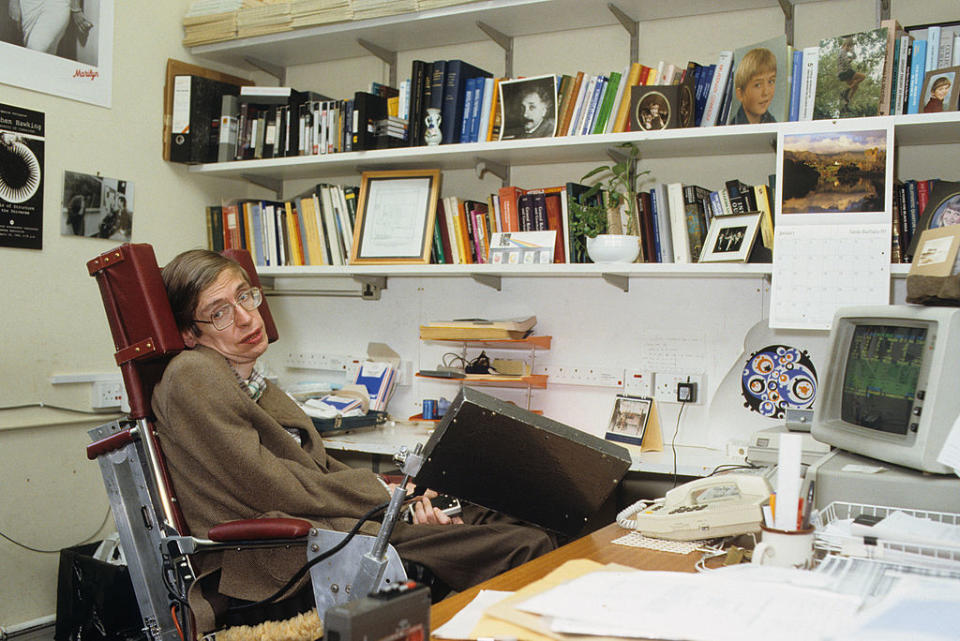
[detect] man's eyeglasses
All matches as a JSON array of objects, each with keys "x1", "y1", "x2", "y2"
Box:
[{"x1": 194, "y1": 287, "x2": 262, "y2": 331}]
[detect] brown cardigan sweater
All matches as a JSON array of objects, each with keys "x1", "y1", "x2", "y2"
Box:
[{"x1": 153, "y1": 346, "x2": 553, "y2": 612}]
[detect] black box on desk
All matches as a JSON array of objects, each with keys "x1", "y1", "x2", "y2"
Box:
[{"x1": 414, "y1": 387, "x2": 631, "y2": 536}]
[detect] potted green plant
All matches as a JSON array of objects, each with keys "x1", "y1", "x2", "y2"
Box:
[{"x1": 568, "y1": 142, "x2": 649, "y2": 263}]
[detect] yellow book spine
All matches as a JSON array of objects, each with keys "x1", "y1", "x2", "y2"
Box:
[{"x1": 612, "y1": 62, "x2": 643, "y2": 133}]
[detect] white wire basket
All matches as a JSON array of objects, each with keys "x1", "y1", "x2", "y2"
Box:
[{"x1": 813, "y1": 501, "x2": 960, "y2": 571}]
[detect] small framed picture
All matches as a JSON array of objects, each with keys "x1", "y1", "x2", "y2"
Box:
[
  {"x1": 699, "y1": 212, "x2": 761, "y2": 262},
  {"x1": 497, "y1": 75, "x2": 558, "y2": 141},
  {"x1": 906, "y1": 180, "x2": 960, "y2": 259},
  {"x1": 908, "y1": 225, "x2": 960, "y2": 277},
  {"x1": 604, "y1": 395, "x2": 652, "y2": 447},
  {"x1": 349, "y1": 169, "x2": 441, "y2": 264},
  {"x1": 919, "y1": 67, "x2": 960, "y2": 113}
]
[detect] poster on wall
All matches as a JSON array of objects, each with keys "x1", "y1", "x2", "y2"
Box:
[
  {"x1": 0, "y1": 0, "x2": 114, "y2": 108},
  {"x1": 61, "y1": 169, "x2": 133, "y2": 241},
  {"x1": 0, "y1": 102, "x2": 44, "y2": 250}
]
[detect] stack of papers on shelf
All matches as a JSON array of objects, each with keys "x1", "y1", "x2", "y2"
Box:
[
  {"x1": 302, "y1": 394, "x2": 365, "y2": 418},
  {"x1": 290, "y1": 0, "x2": 352, "y2": 27},
  {"x1": 417, "y1": 0, "x2": 483, "y2": 10},
  {"x1": 419, "y1": 315, "x2": 536, "y2": 340},
  {"x1": 182, "y1": 1, "x2": 245, "y2": 45},
  {"x1": 237, "y1": 0, "x2": 293, "y2": 37},
  {"x1": 349, "y1": 0, "x2": 417, "y2": 21},
  {"x1": 353, "y1": 361, "x2": 397, "y2": 412}
]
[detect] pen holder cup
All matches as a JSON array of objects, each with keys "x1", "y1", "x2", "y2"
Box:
[{"x1": 751, "y1": 525, "x2": 815, "y2": 569}]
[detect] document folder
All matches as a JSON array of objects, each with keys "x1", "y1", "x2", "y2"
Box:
[{"x1": 415, "y1": 387, "x2": 631, "y2": 536}]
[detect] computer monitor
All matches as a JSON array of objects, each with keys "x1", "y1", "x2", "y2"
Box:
[{"x1": 811, "y1": 305, "x2": 960, "y2": 474}]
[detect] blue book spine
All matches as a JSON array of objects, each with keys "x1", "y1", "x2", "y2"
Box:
[
  {"x1": 907, "y1": 40, "x2": 927, "y2": 114},
  {"x1": 469, "y1": 78, "x2": 485, "y2": 143},
  {"x1": 694, "y1": 64, "x2": 715, "y2": 126},
  {"x1": 582, "y1": 76, "x2": 606, "y2": 135},
  {"x1": 459, "y1": 77, "x2": 477, "y2": 143},
  {"x1": 789, "y1": 49, "x2": 803, "y2": 121},
  {"x1": 648, "y1": 188, "x2": 662, "y2": 263}
]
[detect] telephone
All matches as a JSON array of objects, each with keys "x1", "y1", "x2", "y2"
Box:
[{"x1": 617, "y1": 473, "x2": 772, "y2": 541}]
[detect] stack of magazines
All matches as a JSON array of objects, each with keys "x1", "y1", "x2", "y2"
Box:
[
  {"x1": 290, "y1": 0, "x2": 351, "y2": 28},
  {"x1": 182, "y1": 0, "x2": 244, "y2": 45},
  {"x1": 237, "y1": 0, "x2": 292, "y2": 38}
]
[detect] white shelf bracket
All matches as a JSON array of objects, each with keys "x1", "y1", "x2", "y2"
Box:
[
  {"x1": 475, "y1": 158, "x2": 510, "y2": 185},
  {"x1": 241, "y1": 173, "x2": 283, "y2": 199},
  {"x1": 601, "y1": 273, "x2": 630, "y2": 292},
  {"x1": 477, "y1": 21, "x2": 513, "y2": 79},
  {"x1": 777, "y1": 0, "x2": 795, "y2": 47},
  {"x1": 243, "y1": 56, "x2": 285, "y2": 84},
  {"x1": 607, "y1": 3, "x2": 639, "y2": 65},
  {"x1": 357, "y1": 38, "x2": 398, "y2": 87},
  {"x1": 472, "y1": 273, "x2": 502, "y2": 291},
  {"x1": 352, "y1": 275, "x2": 387, "y2": 300}
]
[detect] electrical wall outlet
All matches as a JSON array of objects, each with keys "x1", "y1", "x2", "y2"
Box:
[
  {"x1": 91, "y1": 379, "x2": 126, "y2": 409},
  {"x1": 623, "y1": 369, "x2": 653, "y2": 397},
  {"x1": 285, "y1": 351, "x2": 355, "y2": 372},
  {"x1": 653, "y1": 372, "x2": 705, "y2": 405},
  {"x1": 537, "y1": 364, "x2": 623, "y2": 387}
]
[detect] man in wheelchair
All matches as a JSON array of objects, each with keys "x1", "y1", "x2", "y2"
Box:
[{"x1": 152, "y1": 249, "x2": 555, "y2": 630}]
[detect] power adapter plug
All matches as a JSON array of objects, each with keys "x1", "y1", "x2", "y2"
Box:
[{"x1": 677, "y1": 382, "x2": 697, "y2": 403}]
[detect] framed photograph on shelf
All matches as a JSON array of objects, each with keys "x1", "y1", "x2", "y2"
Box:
[
  {"x1": 920, "y1": 67, "x2": 960, "y2": 113},
  {"x1": 908, "y1": 226, "x2": 960, "y2": 278},
  {"x1": 604, "y1": 395, "x2": 652, "y2": 447},
  {"x1": 349, "y1": 169, "x2": 441, "y2": 265},
  {"x1": 497, "y1": 74, "x2": 557, "y2": 140},
  {"x1": 906, "y1": 181, "x2": 960, "y2": 259},
  {"x1": 699, "y1": 212, "x2": 761, "y2": 262}
]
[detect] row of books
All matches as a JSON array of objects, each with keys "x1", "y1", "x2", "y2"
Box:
[
  {"x1": 182, "y1": 0, "x2": 480, "y2": 46},
  {"x1": 206, "y1": 183, "x2": 360, "y2": 266},
  {"x1": 892, "y1": 178, "x2": 942, "y2": 263}
]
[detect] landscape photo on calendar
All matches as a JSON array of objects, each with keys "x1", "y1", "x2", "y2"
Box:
[{"x1": 780, "y1": 128, "x2": 887, "y2": 214}]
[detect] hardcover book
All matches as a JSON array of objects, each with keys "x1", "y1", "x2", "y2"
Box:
[
  {"x1": 814, "y1": 27, "x2": 889, "y2": 119},
  {"x1": 170, "y1": 75, "x2": 242, "y2": 164},
  {"x1": 441, "y1": 59, "x2": 492, "y2": 144},
  {"x1": 726, "y1": 34, "x2": 790, "y2": 125}
]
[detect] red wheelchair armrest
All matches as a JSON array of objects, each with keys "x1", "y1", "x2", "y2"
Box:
[{"x1": 208, "y1": 517, "x2": 313, "y2": 542}]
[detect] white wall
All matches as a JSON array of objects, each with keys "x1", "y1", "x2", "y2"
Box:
[{"x1": 0, "y1": 0, "x2": 956, "y2": 627}]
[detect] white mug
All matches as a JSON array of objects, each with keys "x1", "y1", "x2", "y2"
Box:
[{"x1": 752, "y1": 525, "x2": 815, "y2": 569}]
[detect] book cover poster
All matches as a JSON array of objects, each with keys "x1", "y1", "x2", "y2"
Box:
[
  {"x1": 0, "y1": 102, "x2": 44, "y2": 250},
  {"x1": 498, "y1": 75, "x2": 557, "y2": 140},
  {"x1": 813, "y1": 27, "x2": 887, "y2": 120},
  {"x1": 61, "y1": 170, "x2": 134, "y2": 241},
  {"x1": 0, "y1": 0, "x2": 114, "y2": 107},
  {"x1": 726, "y1": 34, "x2": 790, "y2": 125}
]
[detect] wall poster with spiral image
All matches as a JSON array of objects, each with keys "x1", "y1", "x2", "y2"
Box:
[{"x1": 0, "y1": 102, "x2": 44, "y2": 250}]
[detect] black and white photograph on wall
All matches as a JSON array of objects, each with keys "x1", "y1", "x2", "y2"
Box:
[
  {"x1": 0, "y1": 102, "x2": 44, "y2": 250},
  {"x1": 61, "y1": 170, "x2": 133, "y2": 241},
  {"x1": 0, "y1": 0, "x2": 113, "y2": 107},
  {"x1": 498, "y1": 75, "x2": 557, "y2": 140}
]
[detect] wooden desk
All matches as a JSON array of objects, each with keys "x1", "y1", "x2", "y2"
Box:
[{"x1": 430, "y1": 523, "x2": 700, "y2": 633}]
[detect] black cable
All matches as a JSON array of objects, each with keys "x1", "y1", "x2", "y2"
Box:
[
  {"x1": 0, "y1": 507, "x2": 112, "y2": 553},
  {"x1": 706, "y1": 463, "x2": 761, "y2": 477},
  {"x1": 226, "y1": 499, "x2": 390, "y2": 614},
  {"x1": 671, "y1": 401, "x2": 687, "y2": 488}
]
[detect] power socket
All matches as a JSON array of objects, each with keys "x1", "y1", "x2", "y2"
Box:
[
  {"x1": 653, "y1": 372, "x2": 704, "y2": 405},
  {"x1": 623, "y1": 369, "x2": 653, "y2": 397},
  {"x1": 91, "y1": 380, "x2": 126, "y2": 409}
]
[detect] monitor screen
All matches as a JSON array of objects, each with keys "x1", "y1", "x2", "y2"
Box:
[
  {"x1": 812, "y1": 305, "x2": 960, "y2": 474},
  {"x1": 840, "y1": 324, "x2": 926, "y2": 436}
]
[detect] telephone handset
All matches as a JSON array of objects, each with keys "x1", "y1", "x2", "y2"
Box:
[{"x1": 617, "y1": 473, "x2": 772, "y2": 541}]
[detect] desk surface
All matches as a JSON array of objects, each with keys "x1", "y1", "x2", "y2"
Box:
[
  {"x1": 430, "y1": 522, "x2": 700, "y2": 633},
  {"x1": 323, "y1": 421, "x2": 745, "y2": 477}
]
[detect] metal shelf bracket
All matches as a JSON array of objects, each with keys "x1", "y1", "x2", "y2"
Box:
[
  {"x1": 244, "y1": 56, "x2": 285, "y2": 84},
  {"x1": 475, "y1": 158, "x2": 510, "y2": 185},
  {"x1": 240, "y1": 174, "x2": 283, "y2": 200},
  {"x1": 477, "y1": 21, "x2": 513, "y2": 79},
  {"x1": 472, "y1": 273, "x2": 502, "y2": 291},
  {"x1": 357, "y1": 38, "x2": 398, "y2": 87},
  {"x1": 777, "y1": 0, "x2": 795, "y2": 47},
  {"x1": 353, "y1": 275, "x2": 387, "y2": 300},
  {"x1": 601, "y1": 273, "x2": 630, "y2": 292},
  {"x1": 607, "y1": 3, "x2": 639, "y2": 64}
]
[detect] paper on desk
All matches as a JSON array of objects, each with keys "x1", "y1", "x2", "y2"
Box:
[
  {"x1": 433, "y1": 590, "x2": 513, "y2": 639},
  {"x1": 514, "y1": 567, "x2": 862, "y2": 641},
  {"x1": 835, "y1": 575, "x2": 960, "y2": 641},
  {"x1": 475, "y1": 559, "x2": 632, "y2": 641}
]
